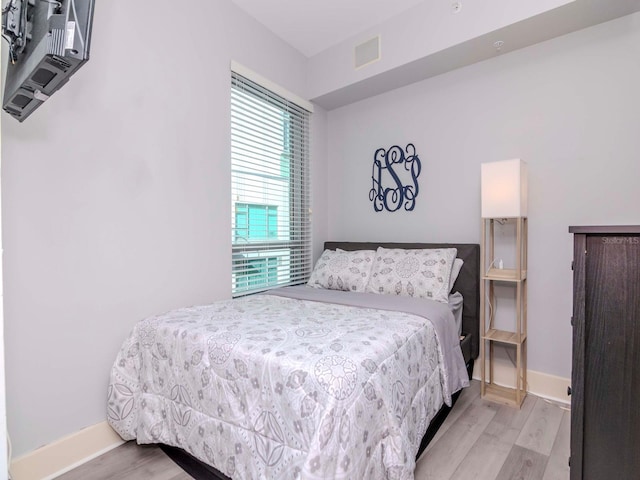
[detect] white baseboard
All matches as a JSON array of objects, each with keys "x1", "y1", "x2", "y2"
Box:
[
  {"x1": 10, "y1": 422, "x2": 125, "y2": 480},
  {"x1": 473, "y1": 360, "x2": 571, "y2": 406}
]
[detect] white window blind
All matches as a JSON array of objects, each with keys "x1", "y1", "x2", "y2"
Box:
[{"x1": 231, "y1": 70, "x2": 312, "y2": 297}]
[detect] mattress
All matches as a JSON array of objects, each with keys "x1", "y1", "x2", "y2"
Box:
[{"x1": 107, "y1": 287, "x2": 469, "y2": 479}]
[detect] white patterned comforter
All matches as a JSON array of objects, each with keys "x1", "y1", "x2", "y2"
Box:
[{"x1": 107, "y1": 289, "x2": 469, "y2": 479}]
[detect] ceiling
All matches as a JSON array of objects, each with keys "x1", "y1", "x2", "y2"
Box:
[
  {"x1": 231, "y1": 0, "x2": 426, "y2": 57},
  {"x1": 232, "y1": 0, "x2": 640, "y2": 109}
]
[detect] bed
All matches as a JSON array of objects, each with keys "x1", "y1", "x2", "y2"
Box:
[{"x1": 107, "y1": 241, "x2": 480, "y2": 479}]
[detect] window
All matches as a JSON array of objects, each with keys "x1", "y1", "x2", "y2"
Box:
[{"x1": 231, "y1": 70, "x2": 312, "y2": 297}]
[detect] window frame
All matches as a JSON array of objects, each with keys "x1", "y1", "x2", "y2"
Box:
[{"x1": 231, "y1": 68, "x2": 312, "y2": 297}]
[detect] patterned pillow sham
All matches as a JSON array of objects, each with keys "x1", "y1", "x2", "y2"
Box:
[
  {"x1": 307, "y1": 249, "x2": 376, "y2": 292},
  {"x1": 365, "y1": 247, "x2": 458, "y2": 303}
]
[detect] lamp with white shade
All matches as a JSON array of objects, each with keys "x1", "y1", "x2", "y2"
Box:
[
  {"x1": 479, "y1": 158, "x2": 528, "y2": 408},
  {"x1": 481, "y1": 158, "x2": 528, "y2": 219}
]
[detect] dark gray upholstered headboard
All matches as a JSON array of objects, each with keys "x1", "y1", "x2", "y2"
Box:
[{"x1": 323, "y1": 241, "x2": 480, "y2": 361}]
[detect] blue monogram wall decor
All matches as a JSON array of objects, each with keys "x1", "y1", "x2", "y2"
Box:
[{"x1": 369, "y1": 143, "x2": 422, "y2": 212}]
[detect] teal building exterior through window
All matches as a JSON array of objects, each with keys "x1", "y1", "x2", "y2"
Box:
[{"x1": 234, "y1": 204, "x2": 279, "y2": 242}]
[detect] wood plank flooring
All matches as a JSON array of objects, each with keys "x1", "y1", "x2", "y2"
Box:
[
  {"x1": 57, "y1": 381, "x2": 570, "y2": 480},
  {"x1": 55, "y1": 441, "x2": 191, "y2": 480},
  {"x1": 417, "y1": 381, "x2": 570, "y2": 480}
]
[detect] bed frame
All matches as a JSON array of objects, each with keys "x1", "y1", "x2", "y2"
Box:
[{"x1": 161, "y1": 241, "x2": 480, "y2": 477}]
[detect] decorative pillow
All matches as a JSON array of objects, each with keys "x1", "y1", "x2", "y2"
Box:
[
  {"x1": 449, "y1": 258, "x2": 464, "y2": 292},
  {"x1": 307, "y1": 249, "x2": 376, "y2": 292},
  {"x1": 365, "y1": 247, "x2": 458, "y2": 303}
]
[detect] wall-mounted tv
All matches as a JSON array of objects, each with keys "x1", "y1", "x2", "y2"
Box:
[{"x1": 1, "y1": 0, "x2": 95, "y2": 122}]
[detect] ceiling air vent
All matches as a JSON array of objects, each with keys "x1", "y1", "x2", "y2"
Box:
[{"x1": 354, "y1": 36, "x2": 380, "y2": 69}]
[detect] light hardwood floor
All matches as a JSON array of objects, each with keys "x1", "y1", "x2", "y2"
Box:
[{"x1": 57, "y1": 381, "x2": 570, "y2": 480}]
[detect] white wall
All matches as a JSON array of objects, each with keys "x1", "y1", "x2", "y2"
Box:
[
  {"x1": 311, "y1": 108, "x2": 329, "y2": 261},
  {"x1": 326, "y1": 12, "x2": 640, "y2": 379},
  {"x1": 1, "y1": 0, "x2": 327, "y2": 457}
]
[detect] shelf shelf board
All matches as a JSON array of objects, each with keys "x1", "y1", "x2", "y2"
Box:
[
  {"x1": 481, "y1": 216, "x2": 527, "y2": 409},
  {"x1": 482, "y1": 328, "x2": 526, "y2": 345},
  {"x1": 483, "y1": 268, "x2": 527, "y2": 282},
  {"x1": 482, "y1": 383, "x2": 526, "y2": 408}
]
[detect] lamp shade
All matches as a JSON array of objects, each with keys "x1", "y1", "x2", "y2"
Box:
[{"x1": 481, "y1": 159, "x2": 528, "y2": 218}]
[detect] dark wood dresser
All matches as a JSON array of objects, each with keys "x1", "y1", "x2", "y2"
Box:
[{"x1": 569, "y1": 225, "x2": 640, "y2": 480}]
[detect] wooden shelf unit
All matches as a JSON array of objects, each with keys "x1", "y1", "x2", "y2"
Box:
[{"x1": 480, "y1": 217, "x2": 528, "y2": 408}]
